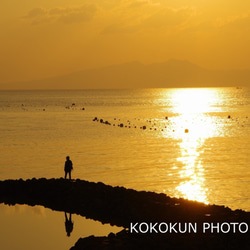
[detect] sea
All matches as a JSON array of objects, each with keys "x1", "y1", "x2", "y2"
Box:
[{"x1": 0, "y1": 88, "x2": 250, "y2": 249}]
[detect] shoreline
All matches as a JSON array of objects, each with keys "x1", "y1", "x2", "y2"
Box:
[{"x1": 0, "y1": 178, "x2": 249, "y2": 249}]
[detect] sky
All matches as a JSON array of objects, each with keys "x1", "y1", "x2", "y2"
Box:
[{"x1": 1, "y1": 0, "x2": 250, "y2": 86}]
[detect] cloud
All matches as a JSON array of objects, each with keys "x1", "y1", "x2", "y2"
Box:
[
  {"x1": 142, "y1": 7, "x2": 194, "y2": 28},
  {"x1": 101, "y1": 4, "x2": 195, "y2": 34},
  {"x1": 215, "y1": 12, "x2": 250, "y2": 30},
  {"x1": 58, "y1": 5, "x2": 97, "y2": 24},
  {"x1": 23, "y1": 4, "x2": 97, "y2": 25},
  {"x1": 185, "y1": 12, "x2": 250, "y2": 36},
  {"x1": 25, "y1": 7, "x2": 47, "y2": 19},
  {"x1": 23, "y1": 1, "x2": 195, "y2": 34},
  {"x1": 128, "y1": 0, "x2": 150, "y2": 8}
]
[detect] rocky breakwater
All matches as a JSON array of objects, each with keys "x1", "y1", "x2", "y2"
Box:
[{"x1": 0, "y1": 178, "x2": 249, "y2": 249}]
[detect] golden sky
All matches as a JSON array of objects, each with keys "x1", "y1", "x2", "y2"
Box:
[{"x1": 1, "y1": 0, "x2": 250, "y2": 85}]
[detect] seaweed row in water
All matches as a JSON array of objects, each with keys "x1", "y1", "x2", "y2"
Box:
[
  {"x1": 92, "y1": 116, "x2": 177, "y2": 132},
  {"x1": 93, "y1": 113, "x2": 250, "y2": 135}
]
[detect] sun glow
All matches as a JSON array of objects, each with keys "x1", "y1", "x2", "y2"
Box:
[
  {"x1": 171, "y1": 88, "x2": 218, "y2": 115},
  {"x1": 166, "y1": 88, "x2": 221, "y2": 204}
]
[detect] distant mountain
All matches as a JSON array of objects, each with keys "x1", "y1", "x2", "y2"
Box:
[{"x1": 2, "y1": 59, "x2": 250, "y2": 89}]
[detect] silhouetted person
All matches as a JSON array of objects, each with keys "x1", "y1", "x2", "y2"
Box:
[
  {"x1": 65, "y1": 212, "x2": 74, "y2": 237},
  {"x1": 64, "y1": 156, "x2": 73, "y2": 179}
]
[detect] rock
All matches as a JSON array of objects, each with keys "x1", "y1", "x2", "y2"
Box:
[{"x1": 0, "y1": 178, "x2": 249, "y2": 250}]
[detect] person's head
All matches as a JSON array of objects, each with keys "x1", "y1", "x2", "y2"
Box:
[{"x1": 66, "y1": 156, "x2": 70, "y2": 160}]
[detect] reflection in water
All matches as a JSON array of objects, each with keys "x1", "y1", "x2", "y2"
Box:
[
  {"x1": 175, "y1": 135, "x2": 208, "y2": 204},
  {"x1": 0, "y1": 204, "x2": 122, "y2": 250},
  {"x1": 65, "y1": 212, "x2": 74, "y2": 237},
  {"x1": 167, "y1": 89, "x2": 222, "y2": 204}
]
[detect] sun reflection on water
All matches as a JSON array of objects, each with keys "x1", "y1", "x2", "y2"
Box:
[
  {"x1": 175, "y1": 135, "x2": 209, "y2": 204},
  {"x1": 165, "y1": 88, "x2": 222, "y2": 204}
]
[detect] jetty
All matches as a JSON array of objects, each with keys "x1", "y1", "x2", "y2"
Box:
[{"x1": 0, "y1": 178, "x2": 249, "y2": 249}]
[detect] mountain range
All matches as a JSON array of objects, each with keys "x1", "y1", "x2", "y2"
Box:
[{"x1": 2, "y1": 59, "x2": 250, "y2": 89}]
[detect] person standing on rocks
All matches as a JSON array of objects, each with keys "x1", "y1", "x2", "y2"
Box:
[{"x1": 64, "y1": 156, "x2": 73, "y2": 180}]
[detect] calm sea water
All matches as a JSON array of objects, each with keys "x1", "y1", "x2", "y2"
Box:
[
  {"x1": 0, "y1": 88, "x2": 250, "y2": 209},
  {"x1": 0, "y1": 88, "x2": 250, "y2": 249}
]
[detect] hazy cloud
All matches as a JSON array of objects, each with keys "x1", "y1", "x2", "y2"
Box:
[
  {"x1": 215, "y1": 12, "x2": 250, "y2": 30},
  {"x1": 101, "y1": 4, "x2": 195, "y2": 34},
  {"x1": 143, "y1": 7, "x2": 194, "y2": 28},
  {"x1": 25, "y1": 7, "x2": 47, "y2": 19},
  {"x1": 128, "y1": 0, "x2": 150, "y2": 8},
  {"x1": 186, "y1": 12, "x2": 250, "y2": 35},
  {"x1": 23, "y1": 4, "x2": 97, "y2": 25}
]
